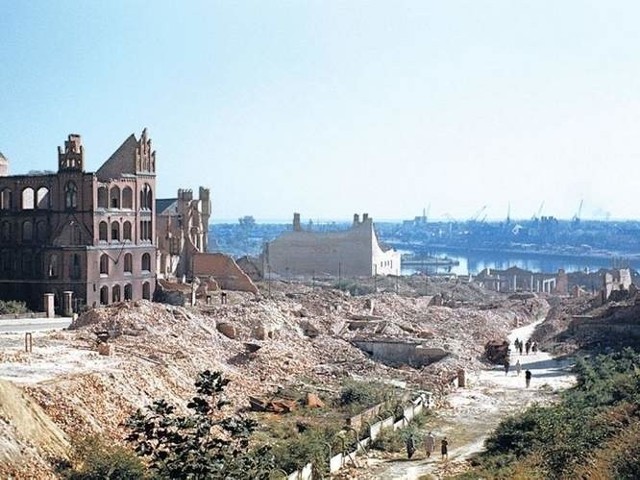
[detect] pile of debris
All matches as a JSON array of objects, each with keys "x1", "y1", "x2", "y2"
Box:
[{"x1": 0, "y1": 278, "x2": 545, "y2": 477}]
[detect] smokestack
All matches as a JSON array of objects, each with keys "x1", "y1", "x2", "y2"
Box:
[{"x1": 293, "y1": 212, "x2": 301, "y2": 231}]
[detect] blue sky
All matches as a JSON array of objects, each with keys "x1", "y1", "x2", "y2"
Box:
[{"x1": 2, "y1": 1, "x2": 640, "y2": 222}]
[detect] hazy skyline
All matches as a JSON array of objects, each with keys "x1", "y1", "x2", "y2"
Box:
[{"x1": 2, "y1": 1, "x2": 640, "y2": 222}]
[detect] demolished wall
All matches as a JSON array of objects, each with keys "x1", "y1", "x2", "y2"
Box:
[
  {"x1": 263, "y1": 213, "x2": 401, "y2": 278},
  {"x1": 193, "y1": 252, "x2": 258, "y2": 294}
]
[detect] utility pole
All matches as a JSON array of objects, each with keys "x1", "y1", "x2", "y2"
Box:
[
  {"x1": 374, "y1": 265, "x2": 378, "y2": 292},
  {"x1": 268, "y1": 265, "x2": 271, "y2": 298}
]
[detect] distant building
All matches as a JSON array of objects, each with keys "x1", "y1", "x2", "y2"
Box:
[
  {"x1": 0, "y1": 130, "x2": 157, "y2": 311},
  {"x1": 474, "y1": 267, "x2": 558, "y2": 293},
  {"x1": 156, "y1": 187, "x2": 211, "y2": 279},
  {"x1": 262, "y1": 213, "x2": 401, "y2": 278}
]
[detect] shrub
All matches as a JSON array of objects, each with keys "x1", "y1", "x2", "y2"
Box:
[
  {"x1": 0, "y1": 300, "x2": 29, "y2": 315},
  {"x1": 456, "y1": 349, "x2": 640, "y2": 479},
  {"x1": 126, "y1": 370, "x2": 275, "y2": 479},
  {"x1": 56, "y1": 435, "x2": 144, "y2": 480},
  {"x1": 338, "y1": 380, "x2": 389, "y2": 412}
]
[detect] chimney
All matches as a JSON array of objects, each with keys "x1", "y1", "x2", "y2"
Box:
[
  {"x1": 353, "y1": 213, "x2": 360, "y2": 226},
  {"x1": 362, "y1": 213, "x2": 369, "y2": 222},
  {"x1": 293, "y1": 212, "x2": 301, "y2": 231}
]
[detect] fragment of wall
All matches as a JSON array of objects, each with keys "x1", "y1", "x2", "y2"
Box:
[
  {"x1": 193, "y1": 252, "x2": 258, "y2": 294},
  {"x1": 265, "y1": 224, "x2": 373, "y2": 277}
]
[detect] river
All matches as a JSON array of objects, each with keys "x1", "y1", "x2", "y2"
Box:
[{"x1": 401, "y1": 248, "x2": 636, "y2": 276}]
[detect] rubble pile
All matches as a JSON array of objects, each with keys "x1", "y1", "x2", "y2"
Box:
[{"x1": 0, "y1": 279, "x2": 545, "y2": 477}]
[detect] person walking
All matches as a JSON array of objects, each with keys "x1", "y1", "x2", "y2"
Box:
[
  {"x1": 406, "y1": 434, "x2": 416, "y2": 459},
  {"x1": 525, "y1": 340, "x2": 531, "y2": 355},
  {"x1": 503, "y1": 357, "x2": 510, "y2": 376},
  {"x1": 515, "y1": 359, "x2": 522, "y2": 376},
  {"x1": 441, "y1": 436, "x2": 449, "y2": 461},
  {"x1": 525, "y1": 369, "x2": 532, "y2": 388},
  {"x1": 424, "y1": 431, "x2": 436, "y2": 458}
]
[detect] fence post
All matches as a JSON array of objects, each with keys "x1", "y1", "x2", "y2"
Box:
[{"x1": 25, "y1": 332, "x2": 33, "y2": 353}]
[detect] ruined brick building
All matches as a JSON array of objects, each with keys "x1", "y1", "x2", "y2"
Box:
[
  {"x1": 262, "y1": 213, "x2": 401, "y2": 278},
  {"x1": 156, "y1": 187, "x2": 211, "y2": 279},
  {"x1": 0, "y1": 130, "x2": 157, "y2": 311}
]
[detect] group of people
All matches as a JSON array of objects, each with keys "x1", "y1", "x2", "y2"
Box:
[
  {"x1": 405, "y1": 431, "x2": 449, "y2": 461},
  {"x1": 513, "y1": 337, "x2": 537, "y2": 355}
]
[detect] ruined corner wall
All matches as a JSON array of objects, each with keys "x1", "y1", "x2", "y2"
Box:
[
  {"x1": 193, "y1": 253, "x2": 258, "y2": 294},
  {"x1": 264, "y1": 220, "x2": 400, "y2": 278}
]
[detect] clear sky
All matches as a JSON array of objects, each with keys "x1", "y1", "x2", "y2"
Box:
[{"x1": 2, "y1": 1, "x2": 640, "y2": 222}]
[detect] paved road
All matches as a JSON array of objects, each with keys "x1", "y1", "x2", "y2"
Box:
[{"x1": 0, "y1": 317, "x2": 72, "y2": 333}]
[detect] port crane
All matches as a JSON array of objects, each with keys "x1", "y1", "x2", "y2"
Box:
[
  {"x1": 531, "y1": 201, "x2": 545, "y2": 221},
  {"x1": 572, "y1": 199, "x2": 583, "y2": 225},
  {"x1": 469, "y1": 205, "x2": 487, "y2": 222}
]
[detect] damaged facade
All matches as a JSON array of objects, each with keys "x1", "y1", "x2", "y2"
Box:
[
  {"x1": 262, "y1": 213, "x2": 401, "y2": 278},
  {"x1": 0, "y1": 130, "x2": 157, "y2": 311},
  {"x1": 156, "y1": 187, "x2": 211, "y2": 279},
  {"x1": 155, "y1": 189, "x2": 259, "y2": 295}
]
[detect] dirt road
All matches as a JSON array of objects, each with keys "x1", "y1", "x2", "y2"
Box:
[{"x1": 363, "y1": 317, "x2": 576, "y2": 479}]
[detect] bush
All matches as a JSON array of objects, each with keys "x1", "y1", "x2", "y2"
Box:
[
  {"x1": 0, "y1": 300, "x2": 29, "y2": 315},
  {"x1": 338, "y1": 380, "x2": 389, "y2": 413},
  {"x1": 56, "y1": 435, "x2": 144, "y2": 480},
  {"x1": 271, "y1": 424, "x2": 341, "y2": 474},
  {"x1": 371, "y1": 428, "x2": 405, "y2": 453},
  {"x1": 456, "y1": 349, "x2": 640, "y2": 479}
]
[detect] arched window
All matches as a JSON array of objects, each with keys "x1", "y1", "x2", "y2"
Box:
[
  {"x1": 36, "y1": 187, "x2": 49, "y2": 209},
  {"x1": 36, "y1": 220, "x2": 47, "y2": 242},
  {"x1": 97, "y1": 186, "x2": 108, "y2": 209},
  {"x1": 0, "y1": 188, "x2": 12, "y2": 210},
  {"x1": 122, "y1": 187, "x2": 133, "y2": 209},
  {"x1": 140, "y1": 220, "x2": 152, "y2": 241},
  {"x1": 34, "y1": 252, "x2": 44, "y2": 276},
  {"x1": 48, "y1": 254, "x2": 59, "y2": 278},
  {"x1": 1, "y1": 221, "x2": 11, "y2": 242},
  {"x1": 110, "y1": 186, "x2": 121, "y2": 209},
  {"x1": 72, "y1": 224, "x2": 82, "y2": 245},
  {"x1": 1, "y1": 252, "x2": 11, "y2": 274},
  {"x1": 141, "y1": 253, "x2": 151, "y2": 272},
  {"x1": 124, "y1": 283, "x2": 133, "y2": 301},
  {"x1": 21, "y1": 187, "x2": 35, "y2": 210},
  {"x1": 124, "y1": 253, "x2": 133, "y2": 273},
  {"x1": 123, "y1": 221, "x2": 132, "y2": 241},
  {"x1": 22, "y1": 220, "x2": 33, "y2": 242},
  {"x1": 111, "y1": 221, "x2": 120, "y2": 241},
  {"x1": 99, "y1": 221, "x2": 108, "y2": 241},
  {"x1": 22, "y1": 255, "x2": 32, "y2": 278},
  {"x1": 142, "y1": 282, "x2": 151, "y2": 300},
  {"x1": 65, "y1": 182, "x2": 78, "y2": 209},
  {"x1": 100, "y1": 286, "x2": 109, "y2": 305},
  {"x1": 112, "y1": 284, "x2": 121, "y2": 303},
  {"x1": 70, "y1": 254, "x2": 81, "y2": 279},
  {"x1": 140, "y1": 184, "x2": 153, "y2": 210},
  {"x1": 100, "y1": 254, "x2": 109, "y2": 275}
]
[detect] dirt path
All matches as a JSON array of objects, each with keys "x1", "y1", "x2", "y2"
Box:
[{"x1": 362, "y1": 317, "x2": 576, "y2": 479}]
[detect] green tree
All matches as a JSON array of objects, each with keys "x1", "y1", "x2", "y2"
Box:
[{"x1": 126, "y1": 370, "x2": 275, "y2": 479}]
